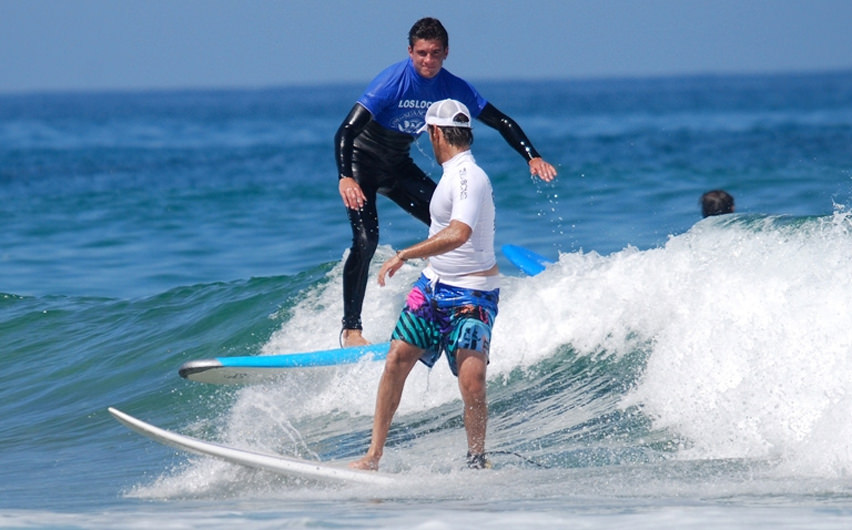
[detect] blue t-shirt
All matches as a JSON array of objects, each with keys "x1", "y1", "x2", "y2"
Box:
[{"x1": 357, "y1": 58, "x2": 488, "y2": 137}]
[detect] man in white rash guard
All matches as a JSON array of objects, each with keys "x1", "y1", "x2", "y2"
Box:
[{"x1": 351, "y1": 99, "x2": 498, "y2": 472}]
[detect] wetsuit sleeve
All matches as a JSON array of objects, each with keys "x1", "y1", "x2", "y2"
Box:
[
  {"x1": 477, "y1": 103, "x2": 542, "y2": 162},
  {"x1": 334, "y1": 103, "x2": 373, "y2": 179}
]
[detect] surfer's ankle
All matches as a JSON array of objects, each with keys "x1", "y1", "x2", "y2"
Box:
[
  {"x1": 466, "y1": 452, "x2": 492, "y2": 470},
  {"x1": 342, "y1": 329, "x2": 370, "y2": 347},
  {"x1": 349, "y1": 455, "x2": 380, "y2": 471}
]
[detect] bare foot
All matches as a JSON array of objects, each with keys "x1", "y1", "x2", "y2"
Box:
[
  {"x1": 349, "y1": 455, "x2": 380, "y2": 471},
  {"x1": 342, "y1": 329, "x2": 370, "y2": 347}
]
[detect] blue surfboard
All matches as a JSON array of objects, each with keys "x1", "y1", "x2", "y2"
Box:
[
  {"x1": 180, "y1": 243, "x2": 551, "y2": 385},
  {"x1": 179, "y1": 342, "x2": 390, "y2": 385},
  {"x1": 502, "y1": 244, "x2": 553, "y2": 276}
]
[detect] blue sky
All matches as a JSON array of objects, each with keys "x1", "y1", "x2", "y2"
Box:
[{"x1": 2, "y1": 0, "x2": 851, "y2": 93}]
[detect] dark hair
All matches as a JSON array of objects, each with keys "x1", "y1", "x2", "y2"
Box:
[
  {"x1": 701, "y1": 189, "x2": 735, "y2": 217},
  {"x1": 438, "y1": 113, "x2": 474, "y2": 147},
  {"x1": 409, "y1": 17, "x2": 449, "y2": 48}
]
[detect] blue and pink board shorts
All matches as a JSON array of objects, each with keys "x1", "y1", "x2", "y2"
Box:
[{"x1": 391, "y1": 273, "x2": 499, "y2": 376}]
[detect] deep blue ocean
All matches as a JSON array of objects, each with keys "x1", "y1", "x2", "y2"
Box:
[{"x1": 2, "y1": 71, "x2": 852, "y2": 528}]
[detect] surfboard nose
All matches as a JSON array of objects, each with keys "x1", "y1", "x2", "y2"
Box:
[{"x1": 178, "y1": 358, "x2": 224, "y2": 380}]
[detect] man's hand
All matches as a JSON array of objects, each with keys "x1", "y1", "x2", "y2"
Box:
[
  {"x1": 339, "y1": 177, "x2": 367, "y2": 209},
  {"x1": 377, "y1": 254, "x2": 405, "y2": 287},
  {"x1": 529, "y1": 157, "x2": 557, "y2": 182}
]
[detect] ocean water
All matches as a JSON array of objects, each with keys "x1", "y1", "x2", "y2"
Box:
[{"x1": 2, "y1": 71, "x2": 852, "y2": 528}]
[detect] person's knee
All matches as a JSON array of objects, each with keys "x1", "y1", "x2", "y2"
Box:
[
  {"x1": 351, "y1": 228, "x2": 378, "y2": 256},
  {"x1": 384, "y1": 348, "x2": 405, "y2": 369},
  {"x1": 460, "y1": 375, "x2": 486, "y2": 399},
  {"x1": 457, "y1": 354, "x2": 487, "y2": 398},
  {"x1": 384, "y1": 342, "x2": 420, "y2": 376}
]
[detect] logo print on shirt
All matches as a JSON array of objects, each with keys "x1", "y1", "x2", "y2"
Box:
[
  {"x1": 398, "y1": 100, "x2": 431, "y2": 109},
  {"x1": 459, "y1": 168, "x2": 468, "y2": 200}
]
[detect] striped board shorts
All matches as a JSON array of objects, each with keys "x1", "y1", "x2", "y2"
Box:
[{"x1": 391, "y1": 273, "x2": 499, "y2": 376}]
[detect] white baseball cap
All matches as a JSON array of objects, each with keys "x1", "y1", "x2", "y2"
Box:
[{"x1": 417, "y1": 99, "x2": 472, "y2": 133}]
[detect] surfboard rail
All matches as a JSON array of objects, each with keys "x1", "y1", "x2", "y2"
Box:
[
  {"x1": 179, "y1": 341, "x2": 390, "y2": 384},
  {"x1": 108, "y1": 407, "x2": 395, "y2": 485}
]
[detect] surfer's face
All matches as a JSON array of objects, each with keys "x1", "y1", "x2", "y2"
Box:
[{"x1": 408, "y1": 39, "x2": 448, "y2": 79}]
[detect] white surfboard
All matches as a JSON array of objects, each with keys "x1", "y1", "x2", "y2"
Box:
[
  {"x1": 178, "y1": 342, "x2": 390, "y2": 385},
  {"x1": 108, "y1": 407, "x2": 395, "y2": 486}
]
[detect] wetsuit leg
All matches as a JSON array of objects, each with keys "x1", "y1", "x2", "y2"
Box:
[
  {"x1": 383, "y1": 162, "x2": 436, "y2": 225},
  {"x1": 342, "y1": 186, "x2": 379, "y2": 331},
  {"x1": 341, "y1": 161, "x2": 434, "y2": 331}
]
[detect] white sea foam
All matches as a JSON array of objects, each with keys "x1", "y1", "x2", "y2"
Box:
[
  {"x1": 217, "y1": 211, "x2": 852, "y2": 485},
  {"x1": 624, "y1": 211, "x2": 852, "y2": 476}
]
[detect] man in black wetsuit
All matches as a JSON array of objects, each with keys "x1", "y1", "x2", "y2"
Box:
[{"x1": 335, "y1": 17, "x2": 557, "y2": 347}]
